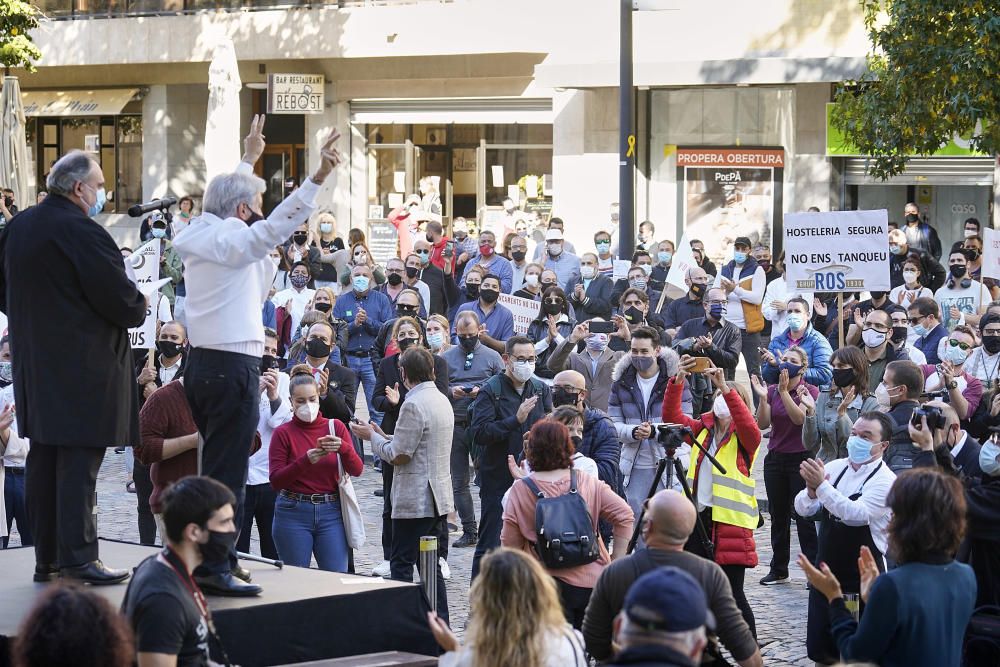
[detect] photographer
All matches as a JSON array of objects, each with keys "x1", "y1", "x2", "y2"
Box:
[
  {"x1": 908, "y1": 401, "x2": 983, "y2": 482},
  {"x1": 664, "y1": 358, "x2": 762, "y2": 640},
  {"x1": 673, "y1": 287, "x2": 742, "y2": 408},
  {"x1": 880, "y1": 360, "x2": 924, "y2": 473},
  {"x1": 918, "y1": 324, "x2": 983, "y2": 420}
]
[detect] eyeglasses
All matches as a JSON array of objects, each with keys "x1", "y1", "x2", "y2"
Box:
[
  {"x1": 948, "y1": 339, "x2": 972, "y2": 351},
  {"x1": 908, "y1": 315, "x2": 926, "y2": 325},
  {"x1": 706, "y1": 300, "x2": 727, "y2": 306},
  {"x1": 983, "y1": 330, "x2": 1000, "y2": 338},
  {"x1": 544, "y1": 298, "x2": 564, "y2": 305},
  {"x1": 387, "y1": 268, "x2": 403, "y2": 274},
  {"x1": 512, "y1": 356, "x2": 537, "y2": 364},
  {"x1": 553, "y1": 384, "x2": 583, "y2": 394}
]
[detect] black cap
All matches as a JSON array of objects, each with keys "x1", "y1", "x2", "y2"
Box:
[{"x1": 734, "y1": 236, "x2": 752, "y2": 249}]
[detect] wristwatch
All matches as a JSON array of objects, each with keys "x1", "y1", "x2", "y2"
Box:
[{"x1": 947, "y1": 380, "x2": 958, "y2": 389}]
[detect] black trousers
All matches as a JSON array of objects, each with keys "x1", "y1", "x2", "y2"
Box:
[
  {"x1": 471, "y1": 489, "x2": 505, "y2": 580},
  {"x1": 763, "y1": 450, "x2": 818, "y2": 575},
  {"x1": 689, "y1": 509, "x2": 757, "y2": 639},
  {"x1": 382, "y1": 463, "x2": 448, "y2": 562},
  {"x1": 237, "y1": 482, "x2": 278, "y2": 560},
  {"x1": 185, "y1": 347, "x2": 260, "y2": 575},
  {"x1": 133, "y1": 458, "x2": 157, "y2": 546},
  {"x1": 26, "y1": 444, "x2": 104, "y2": 567},
  {"x1": 390, "y1": 515, "x2": 449, "y2": 623},
  {"x1": 556, "y1": 578, "x2": 593, "y2": 630}
]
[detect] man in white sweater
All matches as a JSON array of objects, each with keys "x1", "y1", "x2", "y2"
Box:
[{"x1": 173, "y1": 116, "x2": 342, "y2": 596}]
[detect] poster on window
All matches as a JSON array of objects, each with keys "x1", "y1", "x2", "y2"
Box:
[{"x1": 676, "y1": 147, "x2": 783, "y2": 268}]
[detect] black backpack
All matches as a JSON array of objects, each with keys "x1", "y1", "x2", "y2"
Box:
[{"x1": 521, "y1": 468, "x2": 599, "y2": 569}]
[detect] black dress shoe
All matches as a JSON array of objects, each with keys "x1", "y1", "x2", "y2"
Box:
[
  {"x1": 33, "y1": 564, "x2": 60, "y2": 583},
  {"x1": 231, "y1": 565, "x2": 252, "y2": 583},
  {"x1": 60, "y1": 560, "x2": 130, "y2": 586},
  {"x1": 452, "y1": 531, "x2": 478, "y2": 548},
  {"x1": 196, "y1": 571, "x2": 262, "y2": 597}
]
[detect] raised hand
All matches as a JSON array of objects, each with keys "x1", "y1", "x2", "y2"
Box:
[
  {"x1": 798, "y1": 554, "x2": 843, "y2": 603},
  {"x1": 242, "y1": 114, "x2": 266, "y2": 165},
  {"x1": 813, "y1": 297, "x2": 828, "y2": 317},
  {"x1": 0, "y1": 403, "x2": 13, "y2": 431},
  {"x1": 858, "y1": 545, "x2": 881, "y2": 603},
  {"x1": 568, "y1": 321, "x2": 589, "y2": 343},
  {"x1": 312, "y1": 128, "x2": 344, "y2": 184},
  {"x1": 797, "y1": 384, "x2": 816, "y2": 414},
  {"x1": 750, "y1": 374, "x2": 768, "y2": 399},
  {"x1": 837, "y1": 386, "x2": 857, "y2": 416},
  {"x1": 778, "y1": 368, "x2": 790, "y2": 394},
  {"x1": 385, "y1": 382, "x2": 400, "y2": 406}
]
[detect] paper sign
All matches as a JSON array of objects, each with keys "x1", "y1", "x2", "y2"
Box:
[
  {"x1": 387, "y1": 193, "x2": 404, "y2": 209},
  {"x1": 983, "y1": 228, "x2": 1000, "y2": 281},
  {"x1": 497, "y1": 293, "x2": 541, "y2": 335},
  {"x1": 612, "y1": 260, "x2": 633, "y2": 281},
  {"x1": 665, "y1": 232, "x2": 697, "y2": 290},
  {"x1": 783, "y1": 210, "x2": 890, "y2": 293},
  {"x1": 491, "y1": 165, "x2": 504, "y2": 188},
  {"x1": 393, "y1": 171, "x2": 406, "y2": 193},
  {"x1": 542, "y1": 174, "x2": 553, "y2": 196},
  {"x1": 524, "y1": 176, "x2": 538, "y2": 200},
  {"x1": 507, "y1": 185, "x2": 520, "y2": 204},
  {"x1": 128, "y1": 239, "x2": 162, "y2": 349}
]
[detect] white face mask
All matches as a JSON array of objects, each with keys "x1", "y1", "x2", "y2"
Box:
[
  {"x1": 581, "y1": 266, "x2": 596, "y2": 280},
  {"x1": 524, "y1": 274, "x2": 539, "y2": 287},
  {"x1": 511, "y1": 361, "x2": 535, "y2": 382},
  {"x1": 902, "y1": 270, "x2": 919, "y2": 285},
  {"x1": 713, "y1": 394, "x2": 730, "y2": 418},
  {"x1": 965, "y1": 229, "x2": 978, "y2": 239},
  {"x1": 295, "y1": 401, "x2": 319, "y2": 423}
]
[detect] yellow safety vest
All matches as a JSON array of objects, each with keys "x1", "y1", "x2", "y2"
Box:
[{"x1": 687, "y1": 428, "x2": 761, "y2": 530}]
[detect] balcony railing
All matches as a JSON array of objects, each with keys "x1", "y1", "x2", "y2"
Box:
[{"x1": 35, "y1": 0, "x2": 450, "y2": 20}]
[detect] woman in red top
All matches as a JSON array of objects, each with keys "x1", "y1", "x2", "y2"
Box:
[
  {"x1": 269, "y1": 365, "x2": 364, "y2": 572},
  {"x1": 663, "y1": 357, "x2": 761, "y2": 639}
]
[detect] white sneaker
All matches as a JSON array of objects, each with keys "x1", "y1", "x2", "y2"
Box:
[
  {"x1": 439, "y1": 557, "x2": 451, "y2": 580},
  {"x1": 371, "y1": 560, "x2": 391, "y2": 577}
]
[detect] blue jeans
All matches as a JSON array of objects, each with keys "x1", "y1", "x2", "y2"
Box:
[
  {"x1": 2, "y1": 468, "x2": 31, "y2": 548},
  {"x1": 346, "y1": 354, "x2": 384, "y2": 425},
  {"x1": 272, "y1": 494, "x2": 349, "y2": 573}
]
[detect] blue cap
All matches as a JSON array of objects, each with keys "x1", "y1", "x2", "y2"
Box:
[{"x1": 622, "y1": 566, "x2": 715, "y2": 633}]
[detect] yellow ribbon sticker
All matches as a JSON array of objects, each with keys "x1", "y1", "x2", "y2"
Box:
[{"x1": 626, "y1": 134, "x2": 636, "y2": 158}]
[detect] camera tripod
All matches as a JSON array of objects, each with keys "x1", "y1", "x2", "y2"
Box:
[{"x1": 626, "y1": 424, "x2": 728, "y2": 559}]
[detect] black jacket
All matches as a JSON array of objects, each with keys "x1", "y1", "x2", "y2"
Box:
[
  {"x1": 963, "y1": 474, "x2": 1000, "y2": 607},
  {"x1": 890, "y1": 247, "x2": 946, "y2": 292},
  {"x1": 0, "y1": 195, "x2": 146, "y2": 446},
  {"x1": 885, "y1": 399, "x2": 920, "y2": 473},
  {"x1": 565, "y1": 274, "x2": 614, "y2": 320},
  {"x1": 133, "y1": 350, "x2": 187, "y2": 409},
  {"x1": 607, "y1": 643, "x2": 698, "y2": 667},
  {"x1": 316, "y1": 360, "x2": 358, "y2": 425},
  {"x1": 419, "y1": 264, "x2": 459, "y2": 317},
  {"x1": 373, "y1": 352, "x2": 450, "y2": 434},
  {"x1": 674, "y1": 317, "x2": 742, "y2": 372}
]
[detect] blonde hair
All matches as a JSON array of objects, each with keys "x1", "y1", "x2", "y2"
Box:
[
  {"x1": 311, "y1": 286, "x2": 337, "y2": 308},
  {"x1": 466, "y1": 549, "x2": 569, "y2": 667},
  {"x1": 715, "y1": 381, "x2": 752, "y2": 411}
]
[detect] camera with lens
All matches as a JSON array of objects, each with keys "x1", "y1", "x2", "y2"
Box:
[
  {"x1": 911, "y1": 405, "x2": 946, "y2": 431},
  {"x1": 654, "y1": 423, "x2": 690, "y2": 451}
]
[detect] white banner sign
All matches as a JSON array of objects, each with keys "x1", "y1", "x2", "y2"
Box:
[
  {"x1": 983, "y1": 228, "x2": 1000, "y2": 281},
  {"x1": 783, "y1": 210, "x2": 890, "y2": 293},
  {"x1": 497, "y1": 293, "x2": 540, "y2": 335},
  {"x1": 267, "y1": 74, "x2": 325, "y2": 115},
  {"x1": 128, "y1": 239, "x2": 161, "y2": 349},
  {"x1": 665, "y1": 232, "x2": 697, "y2": 290}
]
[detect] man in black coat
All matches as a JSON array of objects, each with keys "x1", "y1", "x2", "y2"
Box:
[
  {"x1": 566, "y1": 252, "x2": 614, "y2": 320},
  {"x1": 0, "y1": 151, "x2": 146, "y2": 584},
  {"x1": 414, "y1": 238, "x2": 459, "y2": 317}
]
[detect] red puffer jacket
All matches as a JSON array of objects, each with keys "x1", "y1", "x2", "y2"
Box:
[{"x1": 662, "y1": 377, "x2": 760, "y2": 568}]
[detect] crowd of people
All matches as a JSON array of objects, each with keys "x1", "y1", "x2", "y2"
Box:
[{"x1": 0, "y1": 118, "x2": 998, "y2": 667}]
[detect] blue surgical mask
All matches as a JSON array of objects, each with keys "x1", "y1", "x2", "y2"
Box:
[
  {"x1": 912, "y1": 323, "x2": 928, "y2": 337},
  {"x1": 426, "y1": 332, "x2": 445, "y2": 351},
  {"x1": 87, "y1": 185, "x2": 106, "y2": 217},
  {"x1": 352, "y1": 275, "x2": 370, "y2": 293},
  {"x1": 889, "y1": 244, "x2": 903, "y2": 255},
  {"x1": 846, "y1": 435, "x2": 876, "y2": 464},
  {"x1": 979, "y1": 439, "x2": 1000, "y2": 476},
  {"x1": 944, "y1": 344, "x2": 969, "y2": 366},
  {"x1": 416, "y1": 250, "x2": 430, "y2": 264},
  {"x1": 779, "y1": 361, "x2": 802, "y2": 377},
  {"x1": 596, "y1": 241, "x2": 611, "y2": 254},
  {"x1": 708, "y1": 304, "x2": 725, "y2": 320},
  {"x1": 785, "y1": 313, "x2": 805, "y2": 331},
  {"x1": 658, "y1": 251, "x2": 672, "y2": 264},
  {"x1": 151, "y1": 227, "x2": 166, "y2": 239},
  {"x1": 586, "y1": 333, "x2": 609, "y2": 351},
  {"x1": 733, "y1": 251, "x2": 747, "y2": 263},
  {"x1": 320, "y1": 223, "x2": 333, "y2": 234}
]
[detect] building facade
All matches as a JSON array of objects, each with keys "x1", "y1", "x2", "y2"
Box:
[{"x1": 21, "y1": 0, "x2": 998, "y2": 259}]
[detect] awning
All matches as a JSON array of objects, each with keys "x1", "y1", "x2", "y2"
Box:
[
  {"x1": 350, "y1": 97, "x2": 553, "y2": 125},
  {"x1": 21, "y1": 89, "x2": 138, "y2": 117}
]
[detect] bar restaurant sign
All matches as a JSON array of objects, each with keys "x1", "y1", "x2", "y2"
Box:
[{"x1": 267, "y1": 74, "x2": 325, "y2": 115}]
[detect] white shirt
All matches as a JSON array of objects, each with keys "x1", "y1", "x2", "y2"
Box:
[
  {"x1": 794, "y1": 457, "x2": 896, "y2": 556},
  {"x1": 714, "y1": 263, "x2": 765, "y2": 329},
  {"x1": 951, "y1": 431, "x2": 969, "y2": 460},
  {"x1": 534, "y1": 313, "x2": 571, "y2": 355},
  {"x1": 965, "y1": 346, "x2": 1000, "y2": 384},
  {"x1": 904, "y1": 343, "x2": 927, "y2": 365},
  {"x1": 271, "y1": 286, "x2": 316, "y2": 347},
  {"x1": 889, "y1": 284, "x2": 932, "y2": 311},
  {"x1": 934, "y1": 280, "x2": 991, "y2": 330},
  {"x1": 248, "y1": 372, "x2": 291, "y2": 486},
  {"x1": 159, "y1": 357, "x2": 182, "y2": 385},
  {"x1": 509, "y1": 259, "x2": 528, "y2": 291},
  {"x1": 173, "y1": 162, "x2": 319, "y2": 356},
  {"x1": 636, "y1": 373, "x2": 658, "y2": 410},
  {"x1": 761, "y1": 278, "x2": 814, "y2": 340},
  {"x1": 405, "y1": 279, "x2": 432, "y2": 313},
  {"x1": 0, "y1": 385, "x2": 28, "y2": 468}
]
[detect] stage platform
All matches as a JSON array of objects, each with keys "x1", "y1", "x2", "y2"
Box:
[{"x1": 0, "y1": 540, "x2": 438, "y2": 667}]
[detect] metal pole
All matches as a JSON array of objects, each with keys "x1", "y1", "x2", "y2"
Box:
[
  {"x1": 618, "y1": 0, "x2": 635, "y2": 261},
  {"x1": 418, "y1": 536, "x2": 438, "y2": 614}
]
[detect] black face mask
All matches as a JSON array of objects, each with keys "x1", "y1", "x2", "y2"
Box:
[
  {"x1": 831, "y1": 367, "x2": 856, "y2": 388},
  {"x1": 905, "y1": 213, "x2": 919, "y2": 224},
  {"x1": 967, "y1": 249, "x2": 981, "y2": 261},
  {"x1": 552, "y1": 387, "x2": 582, "y2": 408},
  {"x1": 891, "y1": 326, "x2": 909, "y2": 345},
  {"x1": 305, "y1": 338, "x2": 332, "y2": 358},
  {"x1": 466, "y1": 284, "x2": 480, "y2": 299},
  {"x1": 543, "y1": 301, "x2": 562, "y2": 316},
  {"x1": 156, "y1": 340, "x2": 183, "y2": 358},
  {"x1": 689, "y1": 283, "x2": 705, "y2": 299},
  {"x1": 396, "y1": 305, "x2": 419, "y2": 318},
  {"x1": 398, "y1": 337, "x2": 418, "y2": 352},
  {"x1": 870, "y1": 291, "x2": 886, "y2": 301},
  {"x1": 387, "y1": 272, "x2": 403, "y2": 286},
  {"x1": 984, "y1": 336, "x2": 1000, "y2": 355},
  {"x1": 570, "y1": 435, "x2": 583, "y2": 449},
  {"x1": 405, "y1": 266, "x2": 420, "y2": 279},
  {"x1": 511, "y1": 250, "x2": 526, "y2": 262},
  {"x1": 197, "y1": 529, "x2": 236, "y2": 564},
  {"x1": 480, "y1": 288, "x2": 499, "y2": 304},
  {"x1": 951, "y1": 264, "x2": 967, "y2": 279},
  {"x1": 244, "y1": 211, "x2": 265, "y2": 227},
  {"x1": 292, "y1": 232, "x2": 308, "y2": 246},
  {"x1": 260, "y1": 355, "x2": 279, "y2": 374},
  {"x1": 313, "y1": 302, "x2": 332, "y2": 313},
  {"x1": 624, "y1": 306, "x2": 644, "y2": 323},
  {"x1": 458, "y1": 335, "x2": 478, "y2": 352},
  {"x1": 426, "y1": 233, "x2": 434, "y2": 244}
]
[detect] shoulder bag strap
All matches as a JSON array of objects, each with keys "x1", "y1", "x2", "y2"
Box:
[{"x1": 521, "y1": 475, "x2": 545, "y2": 499}]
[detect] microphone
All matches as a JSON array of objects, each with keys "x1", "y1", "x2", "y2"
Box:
[{"x1": 128, "y1": 197, "x2": 177, "y2": 218}]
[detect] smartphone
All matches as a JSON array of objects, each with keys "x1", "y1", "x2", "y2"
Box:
[
  {"x1": 689, "y1": 357, "x2": 711, "y2": 373},
  {"x1": 350, "y1": 416, "x2": 364, "y2": 425},
  {"x1": 589, "y1": 320, "x2": 615, "y2": 334},
  {"x1": 444, "y1": 240, "x2": 456, "y2": 258},
  {"x1": 462, "y1": 386, "x2": 475, "y2": 394}
]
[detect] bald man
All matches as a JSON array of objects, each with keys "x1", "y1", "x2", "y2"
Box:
[
  {"x1": 552, "y1": 370, "x2": 622, "y2": 496},
  {"x1": 662, "y1": 265, "x2": 711, "y2": 337},
  {"x1": 583, "y1": 490, "x2": 763, "y2": 667}
]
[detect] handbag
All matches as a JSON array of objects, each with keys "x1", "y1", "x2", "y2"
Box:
[{"x1": 331, "y1": 420, "x2": 366, "y2": 548}]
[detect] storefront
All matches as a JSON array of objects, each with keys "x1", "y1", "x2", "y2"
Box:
[{"x1": 23, "y1": 88, "x2": 143, "y2": 214}]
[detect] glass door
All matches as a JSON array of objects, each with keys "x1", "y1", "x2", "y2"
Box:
[
  {"x1": 477, "y1": 140, "x2": 554, "y2": 235},
  {"x1": 257, "y1": 144, "x2": 303, "y2": 215}
]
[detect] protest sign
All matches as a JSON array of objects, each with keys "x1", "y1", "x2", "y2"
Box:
[
  {"x1": 128, "y1": 239, "x2": 161, "y2": 349},
  {"x1": 983, "y1": 228, "x2": 1000, "y2": 281},
  {"x1": 665, "y1": 232, "x2": 697, "y2": 290},
  {"x1": 612, "y1": 260, "x2": 632, "y2": 282},
  {"x1": 497, "y1": 293, "x2": 540, "y2": 335},
  {"x1": 783, "y1": 210, "x2": 890, "y2": 293}
]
